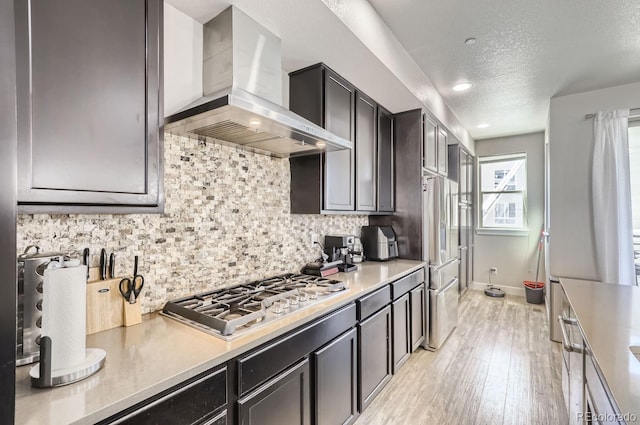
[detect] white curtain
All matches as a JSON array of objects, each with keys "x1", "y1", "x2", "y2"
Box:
[{"x1": 592, "y1": 109, "x2": 636, "y2": 284}]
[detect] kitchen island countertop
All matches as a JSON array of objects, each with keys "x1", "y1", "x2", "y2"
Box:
[
  {"x1": 560, "y1": 278, "x2": 640, "y2": 422},
  {"x1": 15, "y1": 259, "x2": 425, "y2": 425}
]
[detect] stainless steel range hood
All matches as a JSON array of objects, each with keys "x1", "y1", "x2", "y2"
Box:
[{"x1": 165, "y1": 7, "x2": 352, "y2": 158}]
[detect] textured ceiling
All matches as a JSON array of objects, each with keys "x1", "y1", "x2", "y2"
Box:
[
  {"x1": 165, "y1": 0, "x2": 640, "y2": 142},
  {"x1": 367, "y1": 0, "x2": 640, "y2": 139}
]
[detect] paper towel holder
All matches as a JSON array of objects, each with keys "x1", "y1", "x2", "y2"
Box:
[
  {"x1": 30, "y1": 336, "x2": 106, "y2": 388},
  {"x1": 30, "y1": 262, "x2": 107, "y2": 388}
]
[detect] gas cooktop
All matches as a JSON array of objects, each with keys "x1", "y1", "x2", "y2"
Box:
[{"x1": 161, "y1": 273, "x2": 349, "y2": 340}]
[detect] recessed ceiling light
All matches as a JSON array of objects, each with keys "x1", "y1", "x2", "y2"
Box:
[
  {"x1": 249, "y1": 118, "x2": 261, "y2": 126},
  {"x1": 452, "y1": 82, "x2": 473, "y2": 92},
  {"x1": 476, "y1": 123, "x2": 490, "y2": 129},
  {"x1": 316, "y1": 141, "x2": 326, "y2": 149},
  {"x1": 465, "y1": 38, "x2": 477, "y2": 45}
]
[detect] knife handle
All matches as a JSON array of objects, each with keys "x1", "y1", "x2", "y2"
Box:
[
  {"x1": 109, "y1": 253, "x2": 116, "y2": 279},
  {"x1": 133, "y1": 255, "x2": 139, "y2": 277},
  {"x1": 100, "y1": 249, "x2": 107, "y2": 280},
  {"x1": 82, "y1": 248, "x2": 90, "y2": 280}
]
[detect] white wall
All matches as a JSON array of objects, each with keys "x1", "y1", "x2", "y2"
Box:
[
  {"x1": 548, "y1": 81, "x2": 640, "y2": 280},
  {"x1": 473, "y1": 132, "x2": 545, "y2": 289},
  {"x1": 164, "y1": 3, "x2": 202, "y2": 116}
]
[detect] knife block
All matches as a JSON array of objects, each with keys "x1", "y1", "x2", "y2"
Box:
[
  {"x1": 86, "y1": 274, "x2": 124, "y2": 335},
  {"x1": 122, "y1": 299, "x2": 142, "y2": 327},
  {"x1": 86, "y1": 267, "x2": 142, "y2": 334}
]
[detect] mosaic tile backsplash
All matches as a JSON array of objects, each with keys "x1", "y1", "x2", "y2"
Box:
[{"x1": 17, "y1": 134, "x2": 368, "y2": 313}]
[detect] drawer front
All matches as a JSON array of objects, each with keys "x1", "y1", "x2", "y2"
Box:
[
  {"x1": 238, "y1": 303, "x2": 356, "y2": 396},
  {"x1": 356, "y1": 285, "x2": 391, "y2": 320},
  {"x1": 390, "y1": 269, "x2": 425, "y2": 300},
  {"x1": 429, "y1": 260, "x2": 458, "y2": 290},
  {"x1": 585, "y1": 353, "x2": 620, "y2": 424},
  {"x1": 106, "y1": 367, "x2": 227, "y2": 425}
]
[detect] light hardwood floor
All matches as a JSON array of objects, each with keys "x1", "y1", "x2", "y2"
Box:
[{"x1": 354, "y1": 289, "x2": 568, "y2": 425}]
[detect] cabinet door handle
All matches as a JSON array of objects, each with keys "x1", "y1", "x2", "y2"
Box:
[
  {"x1": 560, "y1": 315, "x2": 579, "y2": 325},
  {"x1": 557, "y1": 315, "x2": 583, "y2": 353}
]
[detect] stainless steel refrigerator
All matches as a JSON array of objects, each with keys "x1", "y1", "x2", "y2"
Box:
[
  {"x1": 422, "y1": 174, "x2": 460, "y2": 350},
  {"x1": 369, "y1": 110, "x2": 460, "y2": 351}
]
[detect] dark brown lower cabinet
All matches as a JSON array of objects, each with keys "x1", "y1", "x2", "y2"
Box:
[
  {"x1": 358, "y1": 305, "x2": 392, "y2": 411},
  {"x1": 237, "y1": 359, "x2": 310, "y2": 425},
  {"x1": 100, "y1": 275, "x2": 427, "y2": 425},
  {"x1": 314, "y1": 329, "x2": 358, "y2": 425},
  {"x1": 100, "y1": 367, "x2": 227, "y2": 425},
  {"x1": 410, "y1": 284, "x2": 427, "y2": 351},
  {"x1": 392, "y1": 293, "x2": 411, "y2": 373}
]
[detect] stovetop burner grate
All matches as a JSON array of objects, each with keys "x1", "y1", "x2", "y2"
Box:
[{"x1": 162, "y1": 273, "x2": 348, "y2": 339}]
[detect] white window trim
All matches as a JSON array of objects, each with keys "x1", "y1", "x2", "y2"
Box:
[
  {"x1": 476, "y1": 228, "x2": 530, "y2": 237},
  {"x1": 477, "y1": 152, "x2": 529, "y2": 236}
]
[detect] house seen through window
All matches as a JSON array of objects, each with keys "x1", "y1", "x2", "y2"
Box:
[{"x1": 479, "y1": 154, "x2": 527, "y2": 230}]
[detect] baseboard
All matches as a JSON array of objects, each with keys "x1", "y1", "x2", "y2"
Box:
[{"x1": 470, "y1": 281, "x2": 526, "y2": 297}]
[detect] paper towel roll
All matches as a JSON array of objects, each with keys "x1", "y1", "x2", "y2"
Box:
[{"x1": 42, "y1": 265, "x2": 87, "y2": 370}]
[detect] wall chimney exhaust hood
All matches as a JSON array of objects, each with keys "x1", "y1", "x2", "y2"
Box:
[{"x1": 165, "y1": 7, "x2": 352, "y2": 158}]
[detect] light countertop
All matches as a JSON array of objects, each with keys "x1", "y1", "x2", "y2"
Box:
[
  {"x1": 560, "y1": 278, "x2": 640, "y2": 421},
  {"x1": 15, "y1": 259, "x2": 425, "y2": 425}
]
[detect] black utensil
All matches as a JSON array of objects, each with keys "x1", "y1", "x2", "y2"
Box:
[
  {"x1": 109, "y1": 253, "x2": 116, "y2": 279},
  {"x1": 118, "y1": 256, "x2": 144, "y2": 303},
  {"x1": 82, "y1": 248, "x2": 90, "y2": 279},
  {"x1": 99, "y1": 249, "x2": 107, "y2": 280},
  {"x1": 119, "y1": 275, "x2": 144, "y2": 304}
]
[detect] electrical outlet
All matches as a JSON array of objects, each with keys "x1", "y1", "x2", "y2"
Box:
[
  {"x1": 311, "y1": 233, "x2": 319, "y2": 248},
  {"x1": 490, "y1": 267, "x2": 498, "y2": 276}
]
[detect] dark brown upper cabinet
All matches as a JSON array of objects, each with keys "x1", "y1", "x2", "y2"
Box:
[
  {"x1": 289, "y1": 63, "x2": 394, "y2": 215},
  {"x1": 15, "y1": 0, "x2": 164, "y2": 213},
  {"x1": 424, "y1": 113, "x2": 448, "y2": 177},
  {"x1": 324, "y1": 70, "x2": 357, "y2": 211},
  {"x1": 356, "y1": 92, "x2": 377, "y2": 212},
  {"x1": 377, "y1": 107, "x2": 394, "y2": 212},
  {"x1": 448, "y1": 143, "x2": 474, "y2": 205},
  {"x1": 437, "y1": 128, "x2": 448, "y2": 176},
  {"x1": 289, "y1": 64, "x2": 355, "y2": 213},
  {"x1": 460, "y1": 149, "x2": 474, "y2": 205},
  {"x1": 423, "y1": 116, "x2": 438, "y2": 173}
]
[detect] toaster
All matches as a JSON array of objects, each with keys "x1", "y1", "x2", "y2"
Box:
[{"x1": 361, "y1": 226, "x2": 398, "y2": 261}]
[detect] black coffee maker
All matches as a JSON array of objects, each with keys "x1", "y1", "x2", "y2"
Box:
[{"x1": 323, "y1": 235, "x2": 358, "y2": 272}]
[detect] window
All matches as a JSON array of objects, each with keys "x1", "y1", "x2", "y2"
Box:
[
  {"x1": 494, "y1": 170, "x2": 516, "y2": 190},
  {"x1": 479, "y1": 153, "x2": 527, "y2": 231},
  {"x1": 494, "y1": 202, "x2": 516, "y2": 224}
]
